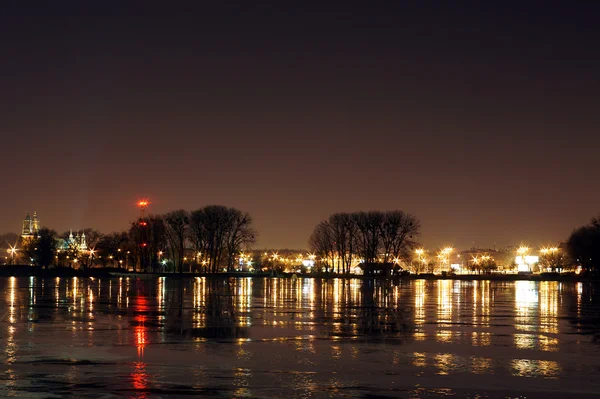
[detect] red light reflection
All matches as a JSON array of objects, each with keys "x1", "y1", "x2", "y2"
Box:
[
  {"x1": 133, "y1": 297, "x2": 149, "y2": 357},
  {"x1": 131, "y1": 361, "x2": 149, "y2": 398}
]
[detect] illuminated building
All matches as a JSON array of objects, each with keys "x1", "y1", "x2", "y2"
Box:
[
  {"x1": 515, "y1": 255, "x2": 539, "y2": 273},
  {"x1": 65, "y1": 230, "x2": 88, "y2": 252},
  {"x1": 21, "y1": 211, "x2": 40, "y2": 241}
]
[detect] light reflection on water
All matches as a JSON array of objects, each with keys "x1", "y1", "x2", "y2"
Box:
[{"x1": 0, "y1": 277, "x2": 599, "y2": 398}]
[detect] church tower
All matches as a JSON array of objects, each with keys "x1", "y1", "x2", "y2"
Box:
[
  {"x1": 21, "y1": 213, "x2": 33, "y2": 241},
  {"x1": 31, "y1": 211, "x2": 40, "y2": 234},
  {"x1": 80, "y1": 231, "x2": 87, "y2": 251}
]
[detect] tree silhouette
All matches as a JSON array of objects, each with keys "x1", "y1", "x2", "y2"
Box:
[
  {"x1": 567, "y1": 215, "x2": 600, "y2": 274},
  {"x1": 309, "y1": 210, "x2": 421, "y2": 274},
  {"x1": 22, "y1": 228, "x2": 58, "y2": 269},
  {"x1": 164, "y1": 210, "x2": 189, "y2": 274}
]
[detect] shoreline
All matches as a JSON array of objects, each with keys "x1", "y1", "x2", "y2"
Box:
[{"x1": 0, "y1": 266, "x2": 597, "y2": 282}]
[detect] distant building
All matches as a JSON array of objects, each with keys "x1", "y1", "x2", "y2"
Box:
[
  {"x1": 64, "y1": 230, "x2": 88, "y2": 252},
  {"x1": 21, "y1": 212, "x2": 40, "y2": 241}
]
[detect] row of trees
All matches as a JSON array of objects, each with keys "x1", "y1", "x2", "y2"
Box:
[
  {"x1": 104, "y1": 205, "x2": 257, "y2": 273},
  {"x1": 8, "y1": 210, "x2": 600, "y2": 276},
  {"x1": 309, "y1": 210, "x2": 420, "y2": 274},
  {"x1": 12, "y1": 206, "x2": 257, "y2": 274}
]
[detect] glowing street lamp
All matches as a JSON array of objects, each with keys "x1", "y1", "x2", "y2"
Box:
[
  {"x1": 88, "y1": 249, "x2": 96, "y2": 267},
  {"x1": 539, "y1": 246, "x2": 560, "y2": 272},
  {"x1": 540, "y1": 247, "x2": 559, "y2": 255},
  {"x1": 439, "y1": 247, "x2": 453, "y2": 273},
  {"x1": 6, "y1": 246, "x2": 17, "y2": 265}
]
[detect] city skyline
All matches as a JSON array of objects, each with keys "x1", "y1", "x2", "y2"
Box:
[
  {"x1": 1, "y1": 205, "x2": 578, "y2": 252},
  {"x1": 1, "y1": 2, "x2": 599, "y2": 249}
]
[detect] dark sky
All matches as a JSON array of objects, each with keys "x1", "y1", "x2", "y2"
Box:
[{"x1": 1, "y1": 1, "x2": 599, "y2": 250}]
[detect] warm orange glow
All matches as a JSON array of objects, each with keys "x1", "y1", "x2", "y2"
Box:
[{"x1": 137, "y1": 199, "x2": 149, "y2": 208}]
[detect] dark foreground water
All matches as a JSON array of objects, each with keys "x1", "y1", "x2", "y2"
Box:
[{"x1": 1, "y1": 277, "x2": 599, "y2": 398}]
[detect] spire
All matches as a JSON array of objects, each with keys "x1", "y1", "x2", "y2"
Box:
[
  {"x1": 22, "y1": 212, "x2": 32, "y2": 236},
  {"x1": 31, "y1": 211, "x2": 39, "y2": 233}
]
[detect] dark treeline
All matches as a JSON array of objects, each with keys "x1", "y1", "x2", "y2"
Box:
[
  {"x1": 18, "y1": 205, "x2": 256, "y2": 274},
  {"x1": 117, "y1": 205, "x2": 257, "y2": 273},
  {"x1": 309, "y1": 211, "x2": 420, "y2": 275},
  {"x1": 8, "y1": 210, "x2": 600, "y2": 277}
]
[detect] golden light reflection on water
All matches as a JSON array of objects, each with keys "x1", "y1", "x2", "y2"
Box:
[
  {"x1": 437, "y1": 280, "x2": 453, "y2": 325},
  {"x1": 55, "y1": 277, "x2": 60, "y2": 306},
  {"x1": 193, "y1": 277, "x2": 206, "y2": 329},
  {"x1": 435, "y1": 330, "x2": 453, "y2": 343},
  {"x1": 233, "y1": 367, "x2": 252, "y2": 398},
  {"x1": 471, "y1": 331, "x2": 491, "y2": 346},
  {"x1": 577, "y1": 282, "x2": 583, "y2": 317},
  {"x1": 515, "y1": 281, "x2": 538, "y2": 331},
  {"x1": 471, "y1": 356, "x2": 492, "y2": 375},
  {"x1": 412, "y1": 352, "x2": 426, "y2": 368},
  {"x1": 4, "y1": 276, "x2": 593, "y2": 391},
  {"x1": 8, "y1": 276, "x2": 16, "y2": 324},
  {"x1": 414, "y1": 280, "x2": 425, "y2": 324},
  {"x1": 434, "y1": 353, "x2": 456, "y2": 375},
  {"x1": 413, "y1": 279, "x2": 427, "y2": 341},
  {"x1": 510, "y1": 359, "x2": 561, "y2": 378},
  {"x1": 4, "y1": 277, "x2": 18, "y2": 395},
  {"x1": 476, "y1": 280, "x2": 491, "y2": 327},
  {"x1": 539, "y1": 281, "x2": 559, "y2": 335},
  {"x1": 233, "y1": 278, "x2": 252, "y2": 327}
]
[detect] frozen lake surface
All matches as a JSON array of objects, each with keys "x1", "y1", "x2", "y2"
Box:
[{"x1": 1, "y1": 276, "x2": 599, "y2": 398}]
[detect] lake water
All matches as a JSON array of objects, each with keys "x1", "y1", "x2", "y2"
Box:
[{"x1": 1, "y1": 277, "x2": 599, "y2": 398}]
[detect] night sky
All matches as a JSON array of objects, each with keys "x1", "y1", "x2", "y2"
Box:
[{"x1": 1, "y1": 2, "x2": 599, "y2": 250}]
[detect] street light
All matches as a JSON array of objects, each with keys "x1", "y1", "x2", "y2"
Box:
[
  {"x1": 540, "y1": 246, "x2": 560, "y2": 272},
  {"x1": 7, "y1": 246, "x2": 17, "y2": 265},
  {"x1": 440, "y1": 247, "x2": 453, "y2": 273}
]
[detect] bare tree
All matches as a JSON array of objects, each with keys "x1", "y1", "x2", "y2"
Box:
[
  {"x1": 164, "y1": 210, "x2": 189, "y2": 274},
  {"x1": 308, "y1": 220, "x2": 335, "y2": 273},
  {"x1": 97, "y1": 231, "x2": 129, "y2": 268},
  {"x1": 22, "y1": 228, "x2": 58, "y2": 269},
  {"x1": 379, "y1": 211, "x2": 420, "y2": 264},
  {"x1": 328, "y1": 213, "x2": 357, "y2": 274},
  {"x1": 354, "y1": 211, "x2": 384, "y2": 264},
  {"x1": 224, "y1": 209, "x2": 257, "y2": 271},
  {"x1": 190, "y1": 206, "x2": 257, "y2": 273},
  {"x1": 190, "y1": 206, "x2": 229, "y2": 273},
  {"x1": 309, "y1": 210, "x2": 421, "y2": 275}
]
